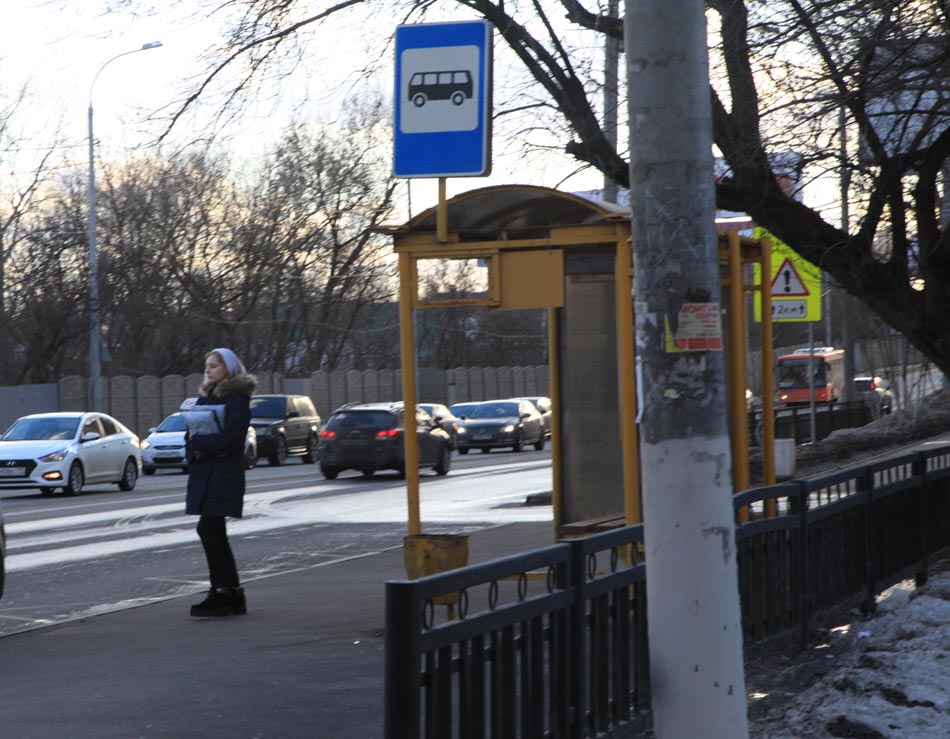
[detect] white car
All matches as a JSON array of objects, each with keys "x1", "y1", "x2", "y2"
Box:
[
  {"x1": 0, "y1": 412, "x2": 141, "y2": 496},
  {"x1": 140, "y1": 412, "x2": 258, "y2": 475}
]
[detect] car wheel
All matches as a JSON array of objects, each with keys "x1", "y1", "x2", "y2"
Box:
[
  {"x1": 302, "y1": 434, "x2": 319, "y2": 464},
  {"x1": 451, "y1": 91, "x2": 465, "y2": 106},
  {"x1": 512, "y1": 432, "x2": 523, "y2": 453},
  {"x1": 118, "y1": 458, "x2": 138, "y2": 491},
  {"x1": 534, "y1": 433, "x2": 545, "y2": 451},
  {"x1": 64, "y1": 462, "x2": 84, "y2": 496},
  {"x1": 268, "y1": 436, "x2": 288, "y2": 466},
  {"x1": 458, "y1": 447, "x2": 469, "y2": 455},
  {"x1": 434, "y1": 445, "x2": 451, "y2": 476},
  {"x1": 321, "y1": 466, "x2": 339, "y2": 480},
  {"x1": 143, "y1": 466, "x2": 156, "y2": 476},
  {"x1": 480, "y1": 447, "x2": 490, "y2": 454}
]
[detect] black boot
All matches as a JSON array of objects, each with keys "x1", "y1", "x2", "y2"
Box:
[
  {"x1": 190, "y1": 588, "x2": 233, "y2": 618},
  {"x1": 229, "y1": 586, "x2": 247, "y2": 615}
]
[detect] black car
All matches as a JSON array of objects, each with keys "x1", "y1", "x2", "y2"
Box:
[
  {"x1": 456, "y1": 399, "x2": 546, "y2": 454},
  {"x1": 249, "y1": 395, "x2": 321, "y2": 466},
  {"x1": 512, "y1": 396, "x2": 552, "y2": 438},
  {"x1": 318, "y1": 403, "x2": 452, "y2": 479},
  {"x1": 853, "y1": 376, "x2": 894, "y2": 415},
  {"x1": 418, "y1": 403, "x2": 461, "y2": 449}
]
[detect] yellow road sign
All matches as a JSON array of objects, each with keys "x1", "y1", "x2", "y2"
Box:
[{"x1": 753, "y1": 227, "x2": 822, "y2": 322}]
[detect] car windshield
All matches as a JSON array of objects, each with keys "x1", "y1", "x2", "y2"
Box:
[
  {"x1": 469, "y1": 402, "x2": 519, "y2": 419},
  {"x1": 450, "y1": 403, "x2": 477, "y2": 417},
  {"x1": 250, "y1": 397, "x2": 286, "y2": 418},
  {"x1": 2, "y1": 417, "x2": 79, "y2": 441},
  {"x1": 327, "y1": 411, "x2": 397, "y2": 430},
  {"x1": 156, "y1": 415, "x2": 188, "y2": 432}
]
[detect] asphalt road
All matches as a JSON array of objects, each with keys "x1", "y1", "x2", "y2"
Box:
[{"x1": 0, "y1": 448, "x2": 552, "y2": 637}]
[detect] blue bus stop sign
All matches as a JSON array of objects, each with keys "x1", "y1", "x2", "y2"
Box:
[{"x1": 394, "y1": 20, "x2": 493, "y2": 178}]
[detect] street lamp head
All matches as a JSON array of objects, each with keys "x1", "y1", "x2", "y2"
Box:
[{"x1": 141, "y1": 41, "x2": 163, "y2": 50}]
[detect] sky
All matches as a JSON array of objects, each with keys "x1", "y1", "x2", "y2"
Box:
[{"x1": 1, "y1": 1, "x2": 607, "y2": 221}]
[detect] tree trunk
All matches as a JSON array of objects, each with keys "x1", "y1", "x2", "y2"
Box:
[{"x1": 626, "y1": 0, "x2": 749, "y2": 736}]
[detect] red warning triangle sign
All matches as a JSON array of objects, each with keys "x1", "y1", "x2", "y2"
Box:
[{"x1": 771, "y1": 258, "x2": 810, "y2": 297}]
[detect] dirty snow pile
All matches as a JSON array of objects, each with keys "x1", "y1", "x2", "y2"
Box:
[{"x1": 750, "y1": 573, "x2": 950, "y2": 738}]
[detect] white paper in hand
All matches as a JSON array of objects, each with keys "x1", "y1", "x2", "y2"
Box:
[{"x1": 181, "y1": 405, "x2": 226, "y2": 435}]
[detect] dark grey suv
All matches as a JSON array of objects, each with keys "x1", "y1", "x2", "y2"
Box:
[
  {"x1": 318, "y1": 403, "x2": 452, "y2": 479},
  {"x1": 249, "y1": 395, "x2": 322, "y2": 466}
]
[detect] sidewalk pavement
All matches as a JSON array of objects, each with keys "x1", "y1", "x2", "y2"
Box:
[
  {"x1": 0, "y1": 521, "x2": 556, "y2": 739},
  {"x1": 3, "y1": 433, "x2": 946, "y2": 739}
]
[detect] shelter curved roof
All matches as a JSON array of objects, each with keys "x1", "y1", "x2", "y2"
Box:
[{"x1": 394, "y1": 184, "x2": 628, "y2": 241}]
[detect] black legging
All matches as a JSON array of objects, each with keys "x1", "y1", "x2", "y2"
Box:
[{"x1": 196, "y1": 515, "x2": 239, "y2": 589}]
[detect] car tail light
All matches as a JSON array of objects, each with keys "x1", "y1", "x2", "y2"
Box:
[
  {"x1": 376, "y1": 428, "x2": 400, "y2": 438},
  {"x1": 320, "y1": 430, "x2": 336, "y2": 439},
  {"x1": 868, "y1": 380, "x2": 876, "y2": 390}
]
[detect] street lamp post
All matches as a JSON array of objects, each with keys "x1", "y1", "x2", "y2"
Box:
[{"x1": 88, "y1": 41, "x2": 162, "y2": 411}]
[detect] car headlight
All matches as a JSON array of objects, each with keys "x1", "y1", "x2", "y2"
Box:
[
  {"x1": 39, "y1": 448, "x2": 69, "y2": 463},
  {"x1": 502, "y1": 424, "x2": 515, "y2": 433},
  {"x1": 457, "y1": 426, "x2": 467, "y2": 434},
  {"x1": 140, "y1": 440, "x2": 151, "y2": 450}
]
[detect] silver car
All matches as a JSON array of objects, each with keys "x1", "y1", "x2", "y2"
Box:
[
  {"x1": 0, "y1": 412, "x2": 141, "y2": 496},
  {"x1": 140, "y1": 412, "x2": 258, "y2": 474}
]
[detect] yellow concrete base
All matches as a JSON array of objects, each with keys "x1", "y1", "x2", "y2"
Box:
[{"x1": 403, "y1": 534, "x2": 470, "y2": 606}]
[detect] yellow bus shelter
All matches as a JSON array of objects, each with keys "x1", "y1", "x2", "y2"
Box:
[{"x1": 378, "y1": 184, "x2": 775, "y2": 548}]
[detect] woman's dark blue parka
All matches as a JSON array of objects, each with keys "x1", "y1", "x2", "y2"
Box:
[{"x1": 185, "y1": 373, "x2": 256, "y2": 517}]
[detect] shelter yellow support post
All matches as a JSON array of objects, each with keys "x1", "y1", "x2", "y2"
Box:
[
  {"x1": 726, "y1": 231, "x2": 750, "y2": 494},
  {"x1": 615, "y1": 239, "x2": 640, "y2": 527},
  {"x1": 398, "y1": 251, "x2": 421, "y2": 536},
  {"x1": 758, "y1": 239, "x2": 777, "y2": 514},
  {"x1": 548, "y1": 308, "x2": 563, "y2": 537}
]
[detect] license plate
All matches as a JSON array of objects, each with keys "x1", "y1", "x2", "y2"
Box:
[
  {"x1": 0, "y1": 467, "x2": 25, "y2": 476},
  {"x1": 473, "y1": 434, "x2": 492, "y2": 441},
  {"x1": 343, "y1": 439, "x2": 370, "y2": 447},
  {"x1": 155, "y1": 453, "x2": 181, "y2": 459}
]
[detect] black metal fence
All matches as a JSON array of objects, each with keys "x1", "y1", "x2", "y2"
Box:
[
  {"x1": 384, "y1": 445, "x2": 950, "y2": 738},
  {"x1": 749, "y1": 400, "x2": 876, "y2": 446}
]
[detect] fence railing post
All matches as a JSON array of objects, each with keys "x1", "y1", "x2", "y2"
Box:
[
  {"x1": 859, "y1": 467, "x2": 877, "y2": 613},
  {"x1": 384, "y1": 581, "x2": 422, "y2": 739},
  {"x1": 567, "y1": 538, "x2": 587, "y2": 739},
  {"x1": 915, "y1": 451, "x2": 929, "y2": 587},
  {"x1": 790, "y1": 480, "x2": 810, "y2": 649}
]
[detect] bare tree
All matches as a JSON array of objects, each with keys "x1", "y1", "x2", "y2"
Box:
[
  {"x1": 123, "y1": 0, "x2": 950, "y2": 374},
  {"x1": 3, "y1": 174, "x2": 89, "y2": 383},
  {"x1": 0, "y1": 80, "x2": 67, "y2": 380}
]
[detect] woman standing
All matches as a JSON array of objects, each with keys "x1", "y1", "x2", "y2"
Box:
[{"x1": 185, "y1": 348, "x2": 256, "y2": 618}]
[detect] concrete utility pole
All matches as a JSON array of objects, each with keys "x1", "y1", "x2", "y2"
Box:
[{"x1": 625, "y1": 0, "x2": 749, "y2": 736}]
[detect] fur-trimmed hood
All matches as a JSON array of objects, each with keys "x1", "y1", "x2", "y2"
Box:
[{"x1": 200, "y1": 372, "x2": 257, "y2": 399}]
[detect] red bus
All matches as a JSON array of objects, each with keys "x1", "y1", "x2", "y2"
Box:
[{"x1": 776, "y1": 347, "x2": 846, "y2": 405}]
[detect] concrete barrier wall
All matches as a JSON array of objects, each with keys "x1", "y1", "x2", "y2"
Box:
[
  {"x1": 0, "y1": 384, "x2": 59, "y2": 432},
  {"x1": 41, "y1": 367, "x2": 549, "y2": 435}
]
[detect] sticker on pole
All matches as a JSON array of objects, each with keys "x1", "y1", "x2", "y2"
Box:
[{"x1": 664, "y1": 303, "x2": 723, "y2": 352}]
